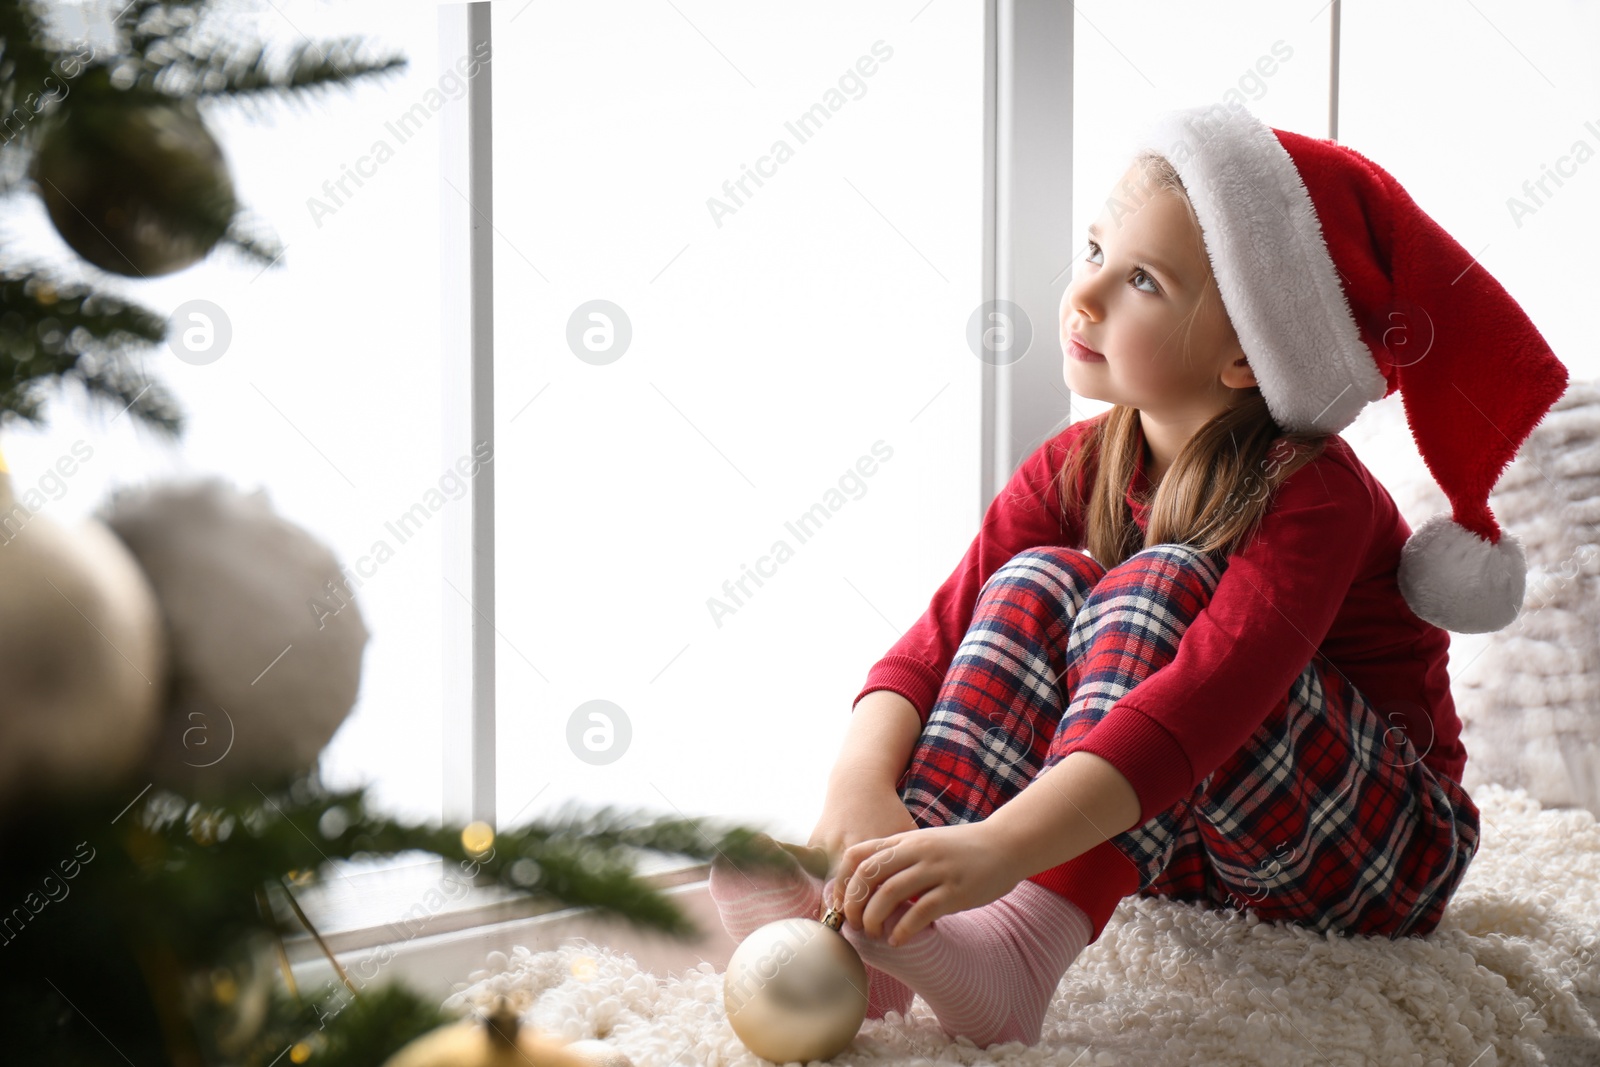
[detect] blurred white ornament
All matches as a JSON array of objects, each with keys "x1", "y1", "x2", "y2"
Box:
[{"x1": 95, "y1": 478, "x2": 369, "y2": 789}]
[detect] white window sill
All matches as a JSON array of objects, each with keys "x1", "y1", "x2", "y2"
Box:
[{"x1": 271, "y1": 851, "x2": 739, "y2": 1001}]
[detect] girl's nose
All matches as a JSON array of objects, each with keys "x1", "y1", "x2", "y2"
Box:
[{"x1": 1065, "y1": 274, "x2": 1103, "y2": 324}]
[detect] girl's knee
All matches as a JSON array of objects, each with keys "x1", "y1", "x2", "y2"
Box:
[
  {"x1": 1124, "y1": 542, "x2": 1215, "y2": 567},
  {"x1": 1108, "y1": 542, "x2": 1223, "y2": 579},
  {"x1": 999, "y1": 545, "x2": 1106, "y2": 586},
  {"x1": 1087, "y1": 542, "x2": 1225, "y2": 601}
]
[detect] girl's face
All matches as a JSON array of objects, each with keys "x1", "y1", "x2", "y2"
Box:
[{"x1": 1059, "y1": 164, "x2": 1256, "y2": 418}]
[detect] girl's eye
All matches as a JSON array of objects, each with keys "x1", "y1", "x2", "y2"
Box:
[{"x1": 1084, "y1": 238, "x2": 1160, "y2": 295}]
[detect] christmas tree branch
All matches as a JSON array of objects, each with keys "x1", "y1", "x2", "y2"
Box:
[
  {"x1": 0, "y1": 772, "x2": 806, "y2": 971},
  {"x1": 218, "y1": 207, "x2": 287, "y2": 271},
  {"x1": 67, "y1": 346, "x2": 186, "y2": 437},
  {"x1": 0, "y1": 266, "x2": 184, "y2": 436},
  {"x1": 0, "y1": 0, "x2": 53, "y2": 112},
  {"x1": 253, "y1": 982, "x2": 456, "y2": 1067},
  {"x1": 123, "y1": 0, "x2": 209, "y2": 64},
  {"x1": 5, "y1": 766, "x2": 806, "y2": 1063},
  {"x1": 148, "y1": 35, "x2": 410, "y2": 104}
]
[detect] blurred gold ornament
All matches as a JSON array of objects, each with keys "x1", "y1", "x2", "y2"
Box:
[
  {"x1": 381, "y1": 997, "x2": 634, "y2": 1067},
  {"x1": 29, "y1": 93, "x2": 237, "y2": 277},
  {"x1": 461, "y1": 820, "x2": 495, "y2": 856},
  {"x1": 183, "y1": 934, "x2": 278, "y2": 1059},
  {"x1": 0, "y1": 455, "x2": 166, "y2": 813},
  {"x1": 722, "y1": 903, "x2": 869, "y2": 1063},
  {"x1": 210, "y1": 972, "x2": 238, "y2": 1005}
]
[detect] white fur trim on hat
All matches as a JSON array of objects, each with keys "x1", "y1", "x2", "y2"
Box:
[
  {"x1": 1397, "y1": 513, "x2": 1528, "y2": 633},
  {"x1": 1130, "y1": 104, "x2": 1388, "y2": 434}
]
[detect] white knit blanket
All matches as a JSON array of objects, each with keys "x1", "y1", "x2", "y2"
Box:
[
  {"x1": 1338, "y1": 380, "x2": 1600, "y2": 818},
  {"x1": 446, "y1": 783, "x2": 1599, "y2": 1067}
]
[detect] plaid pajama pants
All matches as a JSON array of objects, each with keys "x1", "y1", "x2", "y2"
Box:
[{"x1": 893, "y1": 543, "x2": 1481, "y2": 944}]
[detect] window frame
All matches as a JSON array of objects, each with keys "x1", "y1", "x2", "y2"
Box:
[{"x1": 289, "y1": 0, "x2": 1098, "y2": 958}]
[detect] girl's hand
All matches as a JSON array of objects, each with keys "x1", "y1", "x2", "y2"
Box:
[
  {"x1": 828, "y1": 822, "x2": 1022, "y2": 945},
  {"x1": 807, "y1": 779, "x2": 920, "y2": 880}
]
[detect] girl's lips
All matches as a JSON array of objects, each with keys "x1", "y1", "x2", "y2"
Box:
[{"x1": 1068, "y1": 335, "x2": 1106, "y2": 362}]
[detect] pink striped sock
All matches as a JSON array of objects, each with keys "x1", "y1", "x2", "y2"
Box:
[
  {"x1": 709, "y1": 840, "x2": 913, "y2": 1020},
  {"x1": 708, "y1": 847, "x2": 820, "y2": 945},
  {"x1": 826, "y1": 877, "x2": 1093, "y2": 1049}
]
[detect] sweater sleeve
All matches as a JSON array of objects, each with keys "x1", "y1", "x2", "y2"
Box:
[
  {"x1": 851, "y1": 422, "x2": 1090, "y2": 725},
  {"x1": 1062, "y1": 452, "x2": 1376, "y2": 824}
]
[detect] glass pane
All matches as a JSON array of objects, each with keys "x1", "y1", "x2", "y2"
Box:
[
  {"x1": 491, "y1": 2, "x2": 984, "y2": 843},
  {"x1": 1341, "y1": 0, "x2": 1597, "y2": 384},
  {"x1": 4, "y1": 0, "x2": 445, "y2": 821}
]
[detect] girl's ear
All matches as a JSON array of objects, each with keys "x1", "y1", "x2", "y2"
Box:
[{"x1": 1222, "y1": 355, "x2": 1258, "y2": 390}]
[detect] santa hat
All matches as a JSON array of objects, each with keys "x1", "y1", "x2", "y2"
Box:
[{"x1": 1119, "y1": 102, "x2": 1569, "y2": 634}]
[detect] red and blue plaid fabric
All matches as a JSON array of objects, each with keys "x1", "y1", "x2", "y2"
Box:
[{"x1": 894, "y1": 544, "x2": 1480, "y2": 944}]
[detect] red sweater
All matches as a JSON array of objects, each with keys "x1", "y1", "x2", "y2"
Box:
[{"x1": 853, "y1": 414, "x2": 1466, "y2": 824}]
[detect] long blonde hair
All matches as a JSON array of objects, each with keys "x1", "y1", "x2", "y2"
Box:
[{"x1": 1054, "y1": 150, "x2": 1330, "y2": 569}]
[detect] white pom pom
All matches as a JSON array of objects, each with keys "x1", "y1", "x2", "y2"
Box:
[{"x1": 1397, "y1": 513, "x2": 1527, "y2": 633}]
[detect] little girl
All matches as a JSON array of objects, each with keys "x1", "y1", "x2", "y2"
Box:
[{"x1": 709, "y1": 102, "x2": 1568, "y2": 1050}]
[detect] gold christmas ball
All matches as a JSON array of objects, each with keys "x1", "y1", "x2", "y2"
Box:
[
  {"x1": 29, "y1": 92, "x2": 237, "y2": 277},
  {"x1": 722, "y1": 906, "x2": 869, "y2": 1063},
  {"x1": 0, "y1": 462, "x2": 166, "y2": 812},
  {"x1": 559, "y1": 1039, "x2": 635, "y2": 1067},
  {"x1": 380, "y1": 998, "x2": 634, "y2": 1067}
]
